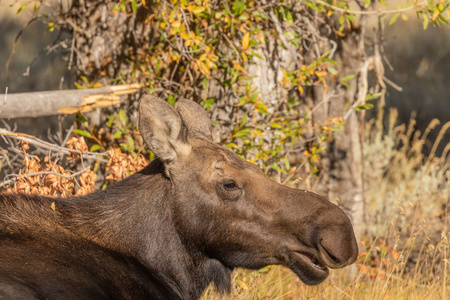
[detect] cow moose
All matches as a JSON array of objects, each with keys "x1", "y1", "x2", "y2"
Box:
[{"x1": 0, "y1": 95, "x2": 358, "y2": 300}]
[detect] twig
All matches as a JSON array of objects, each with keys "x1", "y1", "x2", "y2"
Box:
[
  {"x1": 307, "y1": 92, "x2": 336, "y2": 118},
  {"x1": 5, "y1": 17, "x2": 38, "y2": 77},
  {"x1": 0, "y1": 87, "x2": 7, "y2": 116},
  {"x1": 313, "y1": 0, "x2": 425, "y2": 15},
  {"x1": 0, "y1": 167, "x2": 90, "y2": 188},
  {"x1": 269, "y1": 10, "x2": 293, "y2": 53},
  {"x1": 23, "y1": 168, "x2": 90, "y2": 179},
  {"x1": 68, "y1": 37, "x2": 76, "y2": 71},
  {"x1": 61, "y1": 125, "x2": 74, "y2": 147},
  {"x1": 382, "y1": 76, "x2": 403, "y2": 92},
  {"x1": 0, "y1": 129, "x2": 108, "y2": 162},
  {"x1": 343, "y1": 56, "x2": 374, "y2": 120}
]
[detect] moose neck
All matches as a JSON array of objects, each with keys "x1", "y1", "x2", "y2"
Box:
[{"x1": 59, "y1": 159, "x2": 230, "y2": 299}]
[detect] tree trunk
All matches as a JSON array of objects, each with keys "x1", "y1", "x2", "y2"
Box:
[{"x1": 242, "y1": 19, "x2": 368, "y2": 243}]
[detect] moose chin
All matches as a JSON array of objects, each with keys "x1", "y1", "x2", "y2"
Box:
[{"x1": 0, "y1": 95, "x2": 358, "y2": 300}]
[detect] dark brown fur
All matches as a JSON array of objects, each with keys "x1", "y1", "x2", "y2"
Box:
[{"x1": 0, "y1": 96, "x2": 358, "y2": 300}]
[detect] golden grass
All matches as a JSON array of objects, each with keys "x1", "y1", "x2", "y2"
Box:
[
  {"x1": 201, "y1": 109, "x2": 449, "y2": 300},
  {"x1": 201, "y1": 265, "x2": 448, "y2": 299}
]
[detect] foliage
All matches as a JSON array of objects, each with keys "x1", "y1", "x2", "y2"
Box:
[
  {"x1": 2, "y1": 0, "x2": 449, "y2": 298},
  {"x1": 6, "y1": 0, "x2": 449, "y2": 186}
]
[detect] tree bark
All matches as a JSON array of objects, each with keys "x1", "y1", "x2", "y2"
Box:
[{"x1": 241, "y1": 19, "x2": 368, "y2": 243}]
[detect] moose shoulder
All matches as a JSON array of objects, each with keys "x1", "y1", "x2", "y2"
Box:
[{"x1": 0, "y1": 95, "x2": 358, "y2": 300}]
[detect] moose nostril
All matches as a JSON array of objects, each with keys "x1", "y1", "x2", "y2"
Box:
[
  {"x1": 321, "y1": 245, "x2": 341, "y2": 265},
  {"x1": 318, "y1": 222, "x2": 358, "y2": 268}
]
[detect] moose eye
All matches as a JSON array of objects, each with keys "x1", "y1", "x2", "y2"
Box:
[{"x1": 223, "y1": 181, "x2": 239, "y2": 191}]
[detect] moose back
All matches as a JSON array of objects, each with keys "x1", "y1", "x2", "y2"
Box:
[{"x1": 0, "y1": 95, "x2": 358, "y2": 300}]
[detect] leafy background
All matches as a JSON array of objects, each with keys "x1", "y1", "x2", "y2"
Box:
[{"x1": 0, "y1": 0, "x2": 449, "y2": 299}]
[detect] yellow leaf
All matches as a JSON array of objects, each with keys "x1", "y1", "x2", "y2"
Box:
[
  {"x1": 171, "y1": 21, "x2": 181, "y2": 28},
  {"x1": 315, "y1": 70, "x2": 328, "y2": 77},
  {"x1": 188, "y1": 4, "x2": 196, "y2": 12},
  {"x1": 233, "y1": 62, "x2": 248, "y2": 76},
  {"x1": 51, "y1": 202, "x2": 56, "y2": 211},
  {"x1": 432, "y1": 8, "x2": 440, "y2": 21},
  {"x1": 142, "y1": 0, "x2": 146, "y2": 6},
  {"x1": 401, "y1": 14, "x2": 408, "y2": 21},
  {"x1": 196, "y1": 60, "x2": 210, "y2": 77},
  {"x1": 241, "y1": 52, "x2": 247, "y2": 62},
  {"x1": 242, "y1": 32, "x2": 250, "y2": 49},
  {"x1": 193, "y1": 6, "x2": 206, "y2": 15},
  {"x1": 297, "y1": 84, "x2": 304, "y2": 95},
  {"x1": 246, "y1": 159, "x2": 256, "y2": 165},
  {"x1": 333, "y1": 29, "x2": 345, "y2": 37}
]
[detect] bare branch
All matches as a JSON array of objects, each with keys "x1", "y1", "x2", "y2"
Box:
[
  {"x1": 0, "y1": 167, "x2": 90, "y2": 188},
  {"x1": 313, "y1": 0, "x2": 426, "y2": 15},
  {"x1": 0, "y1": 129, "x2": 108, "y2": 162}
]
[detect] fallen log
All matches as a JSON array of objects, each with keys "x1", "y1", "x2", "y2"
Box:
[{"x1": 0, "y1": 84, "x2": 143, "y2": 119}]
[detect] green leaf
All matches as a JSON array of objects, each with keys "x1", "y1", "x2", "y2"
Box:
[
  {"x1": 16, "y1": 3, "x2": 26, "y2": 14},
  {"x1": 75, "y1": 113, "x2": 88, "y2": 127},
  {"x1": 113, "y1": 130, "x2": 124, "y2": 139},
  {"x1": 127, "y1": 136, "x2": 135, "y2": 151},
  {"x1": 131, "y1": 0, "x2": 137, "y2": 12},
  {"x1": 118, "y1": 109, "x2": 128, "y2": 126},
  {"x1": 284, "y1": 157, "x2": 290, "y2": 170},
  {"x1": 73, "y1": 129, "x2": 92, "y2": 139},
  {"x1": 328, "y1": 67, "x2": 338, "y2": 76},
  {"x1": 47, "y1": 22, "x2": 55, "y2": 32},
  {"x1": 354, "y1": 103, "x2": 374, "y2": 111},
  {"x1": 365, "y1": 93, "x2": 382, "y2": 101},
  {"x1": 324, "y1": 58, "x2": 341, "y2": 65},
  {"x1": 240, "y1": 113, "x2": 248, "y2": 127},
  {"x1": 285, "y1": 11, "x2": 293, "y2": 25},
  {"x1": 234, "y1": 128, "x2": 251, "y2": 138},
  {"x1": 232, "y1": 0, "x2": 245, "y2": 16},
  {"x1": 423, "y1": 14, "x2": 429, "y2": 30},
  {"x1": 389, "y1": 13, "x2": 399, "y2": 25},
  {"x1": 120, "y1": 143, "x2": 129, "y2": 152},
  {"x1": 90, "y1": 144, "x2": 101, "y2": 152},
  {"x1": 341, "y1": 73, "x2": 356, "y2": 82},
  {"x1": 167, "y1": 95, "x2": 176, "y2": 106}
]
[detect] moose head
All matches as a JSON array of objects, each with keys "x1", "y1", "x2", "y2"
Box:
[{"x1": 138, "y1": 95, "x2": 358, "y2": 289}]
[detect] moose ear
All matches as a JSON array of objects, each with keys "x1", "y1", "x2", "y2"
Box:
[
  {"x1": 139, "y1": 95, "x2": 190, "y2": 163},
  {"x1": 175, "y1": 99, "x2": 212, "y2": 141}
]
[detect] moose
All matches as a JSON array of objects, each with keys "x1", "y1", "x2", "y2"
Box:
[{"x1": 0, "y1": 95, "x2": 358, "y2": 300}]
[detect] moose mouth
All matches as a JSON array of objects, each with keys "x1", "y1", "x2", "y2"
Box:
[{"x1": 288, "y1": 251, "x2": 329, "y2": 285}]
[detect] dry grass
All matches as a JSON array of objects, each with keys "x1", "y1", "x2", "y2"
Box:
[
  {"x1": 201, "y1": 267, "x2": 446, "y2": 300},
  {"x1": 201, "y1": 109, "x2": 449, "y2": 299}
]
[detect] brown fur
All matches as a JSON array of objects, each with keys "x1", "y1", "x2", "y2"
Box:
[{"x1": 0, "y1": 96, "x2": 358, "y2": 300}]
